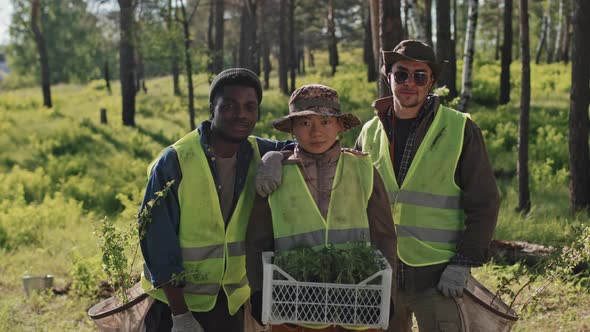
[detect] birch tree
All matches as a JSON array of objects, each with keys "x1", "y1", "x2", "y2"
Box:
[
  {"x1": 458, "y1": 0, "x2": 478, "y2": 113},
  {"x1": 535, "y1": 6, "x2": 548, "y2": 64},
  {"x1": 517, "y1": 0, "x2": 531, "y2": 213},
  {"x1": 552, "y1": 0, "x2": 564, "y2": 62},
  {"x1": 546, "y1": 0, "x2": 555, "y2": 63},
  {"x1": 568, "y1": 0, "x2": 590, "y2": 213}
]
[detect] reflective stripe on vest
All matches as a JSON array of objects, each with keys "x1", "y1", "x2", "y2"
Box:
[
  {"x1": 274, "y1": 228, "x2": 371, "y2": 252},
  {"x1": 268, "y1": 152, "x2": 374, "y2": 252},
  {"x1": 388, "y1": 190, "x2": 462, "y2": 209},
  {"x1": 141, "y1": 131, "x2": 259, "y2": 315},
  {"x1": 359, "y1": 106, "x2": 468, "y2": 266},
  {"x1": 180, "y1": 241, "x2": 245, "y2": 261}
]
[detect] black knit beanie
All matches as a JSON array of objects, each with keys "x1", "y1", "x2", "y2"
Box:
[{"x1": 209, "y1": 68, "x2": 263, "y2": 105}]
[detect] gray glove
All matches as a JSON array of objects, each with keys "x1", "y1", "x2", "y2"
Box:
[
  {"x1": 255, "y1": 151, "x2": 284, "y2": 197},
  {"x1": 437, "y1": 264, "x2": 470, "y2": 298},
  {"x1": 171, "y1": 311, "x2": 204, "y2": 332}
]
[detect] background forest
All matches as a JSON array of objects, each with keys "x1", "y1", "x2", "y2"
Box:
[{"x1": 0, "y1": 0, "x2": 589, "y2": 331}]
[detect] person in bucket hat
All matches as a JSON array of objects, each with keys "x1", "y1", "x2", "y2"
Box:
[
  {"x1": 246, "y1": 84, "x2": 397, "y2": 332},
  {"x1": 354, "y1": 40, "x2": 500, "y2": 331},
  {"x1": 138, "y1": 68, "x2": 294, "y2": 332}
]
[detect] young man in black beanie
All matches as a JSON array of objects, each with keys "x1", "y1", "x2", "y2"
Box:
[{"x1": 139, "y1": 68, "x2": 291, "y2": 332}]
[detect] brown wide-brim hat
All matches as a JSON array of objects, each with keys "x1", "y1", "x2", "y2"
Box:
[
  {"x1": 381, "y1": 40, "x2": 448, "y2": 79},
  {"x1": 272, "y1": 84, "x2": 361, "y2": 133}
]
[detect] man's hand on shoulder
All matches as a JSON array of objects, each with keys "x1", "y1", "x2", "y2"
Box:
[{"x1": 255, "y1": 151, "x2": 285, "y2": 197}]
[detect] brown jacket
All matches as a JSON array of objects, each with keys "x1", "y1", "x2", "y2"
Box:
[
  {"x1": 355, "y1": 96, "x2": 500, "y2": 266},
  {"x1": 246, "y1": 142, "x2": 397, "y2": 301}
]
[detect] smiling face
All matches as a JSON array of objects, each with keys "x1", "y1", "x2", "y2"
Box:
[
  {"x1": 389, "y1": 59, "x2": 434, "y2": 117},
  {"x1": 291, "y1": 115, "x2": 343, "y2": 154},
  {"x1": 210, "y1": 85, "x2": 258, "y2": 143}
]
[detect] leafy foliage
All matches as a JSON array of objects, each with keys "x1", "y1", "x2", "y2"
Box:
[{"x1": 273, "y1": 243, "x2": 386, "y2": 284}]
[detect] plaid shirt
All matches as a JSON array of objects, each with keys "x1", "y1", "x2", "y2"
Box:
[{"x1": 388, "y1": 96, "x2": 481, "y2": 290}]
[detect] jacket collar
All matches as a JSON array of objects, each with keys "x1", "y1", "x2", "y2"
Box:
[
  {"x1": 287, "y1": 141, "x2": 342, "y2": 165},
  {"x1": 372, "y1": 94, "x2": 441, "y2": 121}
]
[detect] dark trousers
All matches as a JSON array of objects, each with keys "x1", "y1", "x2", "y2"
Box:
[{"x1": 145, "y1": 291, "x2": 244, "y2": 332}]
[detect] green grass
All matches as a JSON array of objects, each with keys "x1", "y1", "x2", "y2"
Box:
[{"x1": 0, "y1": 49, "x2": 588, "y2": 330}]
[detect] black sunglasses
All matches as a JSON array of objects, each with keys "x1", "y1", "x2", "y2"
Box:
[{"x1": 392, "y1": 71, "x2": 431, "y2": 86}]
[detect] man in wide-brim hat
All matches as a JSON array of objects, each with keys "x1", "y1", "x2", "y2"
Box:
[
  {"x1": 354, "y1": 40, "x2": 500, "y2": 331},
  {"x1": 246, "y1": 83, "x2": 397, "y2": 332}
]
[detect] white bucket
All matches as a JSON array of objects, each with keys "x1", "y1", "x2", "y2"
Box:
[{"x1": 22, "y1": 275, "x2": 54, "y2": 296}]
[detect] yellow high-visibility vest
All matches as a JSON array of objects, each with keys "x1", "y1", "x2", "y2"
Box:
[
  {"x1": 141, "y1": 130, "x2": 260, "y2": 315},
  {"x1": 359, "y1": 106, "x2": 468, "y2": 266}
]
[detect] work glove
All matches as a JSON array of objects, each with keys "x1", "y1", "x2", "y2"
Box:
[
  {"x1": 171, "y1": 311, "x2": 204, "y2": 332},
  {"x1": 255, "y1": 151, "x2": 284, "y2": 197},
  {"x1": 250, "y1": 291, "x2": 264, "y2": 326},
  {"x1": 437, "y1": 264, "x2": 470, "y2": 298}
]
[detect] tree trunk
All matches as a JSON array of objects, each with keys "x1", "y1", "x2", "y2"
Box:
[
  {"x1": 135, "y1": 48, "x2": 147, "y2": 94},
  {"x1": 436, "y1": 0, "x2": 457, "y2": 98},
  {"x1": 402, "y1": 0, "x2": 409, "y2": 38},
  {"x1": 239, "y1": 0, "x2": 258, "y2": 73},
  {"x1": 562, "y1": 0, "x2": 572, "y2": 64},
  {"x1": 364, "y1": 4, "x2": 377, "y2": 82},
  {"x1": 369, "y1": 0, "x2": 381, "y2": 91},
  {"x1": 379, "y1": 0, "x2": 402, "y2": 98},
  {"x1": 553, "y1": 0, "x2": 564, "y2": 62},
  {"x1": 169, "y1": 0, "x2": 181, "y2": 96},
  {"x1": 424, "y1": 0, "x2": 433, "y2": 46},
  {"x1": 546, "y1": 0, "x2": 555, "y2": 63},
  {"x1": 179, "y1": 0, "x2": 196, "y2": 131},
  {"x1": 31, "y1": 0, "x2": 52, "y2": 108},
  {"x1": 213, "y1": 0, "x2": 225, "y2": 74},
  {"x1": 517, "y1": 0, "x2": 531, "y2": 213},
  {"x1": 308, "y1": 50, "x2": 315, "y2": 67},
  {"x1": 103, "y1": 60, "x2": 112, "y2": 95},
  {"x1": 535, "y1": 15, "x2": 548, "y2": 64},
  {"x1": 118, "y1": 0, "x2": 135, "y2": 127},
  {"x1": 289, "y1": 0, "x2": 296, "y2": 92},
  {"x1": 499, "y1": 0, "x2": 513, "y2": 105},
  {"x1": 568, "y1": 0, "x2": 590, "y2": 213},
  {"x1": 405, "y1": 0, "x2": 424, "y2": 41},
  {"x1": 207, "y1": 0, "x2": 214, "y2": 73},
  {"x1": 259, "y1": 0, "x2": 271, "y2": 89},
  {"x1": 458, "y1": 0, "x2": 478, "y2": 113},
  {"x1": 299, "y1": 48, "x2": 305, "y2": 74},
  {"x1": 327, "y1": 0, "x2": 338, "y2": 76},
  {"x1": 278, "y1": 0, "x2": 288, "y2": 95},
  {"x1": 494, "y1": 0, "x2": 502, "y2": 61}
]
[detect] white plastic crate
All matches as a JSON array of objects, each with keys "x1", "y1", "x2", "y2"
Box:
[{"x1": 261, "y1": 251, "x2": 392, "y2": 329}]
